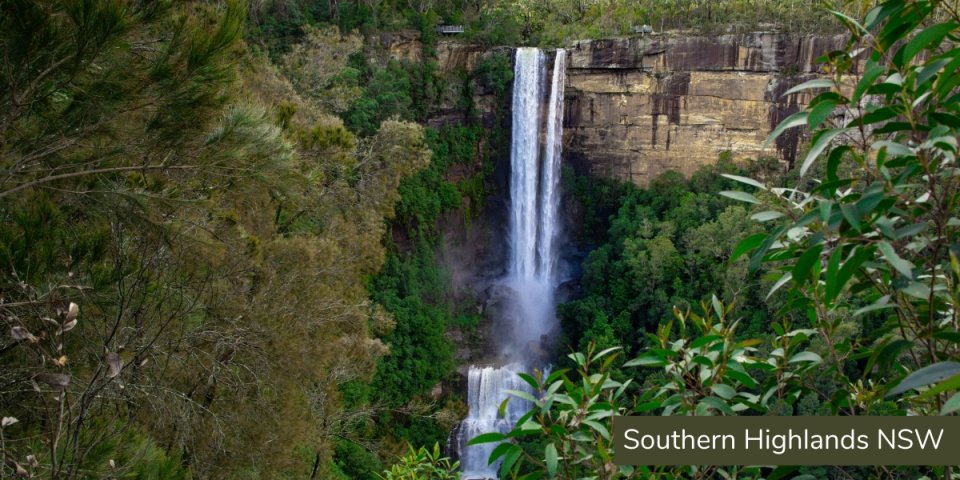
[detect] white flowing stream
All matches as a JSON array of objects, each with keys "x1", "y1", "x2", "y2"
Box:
[{"x1": 456, "y1": 47, "x2": 567, "y2": 480}]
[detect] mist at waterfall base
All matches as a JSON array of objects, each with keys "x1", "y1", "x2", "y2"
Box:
[{"x1": 455, "y1": 47, "x2": 567, "y2": 480}]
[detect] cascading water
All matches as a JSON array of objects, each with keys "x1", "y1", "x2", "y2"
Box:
[
  {"x1": 538, "y1": 48, "x2": 566, "y2": 283},
  {"x1": 456, "y1": 47, "x2": 567, "y2": 480},
  {"x1": 454, "y1": 363, "x2": 533, "y2": 478},
  {"x1": 508, "y1": 48, "x2": 544, "y2": 280}
]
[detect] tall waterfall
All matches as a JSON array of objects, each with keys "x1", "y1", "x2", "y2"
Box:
[
  {"x1": 508, "y1": 48, "x2": 544, "y2": 279},
  {"x1": 538, "y1": 48, "x2": 566, "y2": 282},
  {"x1": 457, "y1": 47, "x2": 567, "y2": 480}
]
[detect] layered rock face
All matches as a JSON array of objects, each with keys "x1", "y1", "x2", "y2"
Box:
[
  {"x1": 564, "y1": 33, "x2": 846, "y2": 185},
  {"x1": 375, "y1": 32, "x2": 846, "y2": 185}
]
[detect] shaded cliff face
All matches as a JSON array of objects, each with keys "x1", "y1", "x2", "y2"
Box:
[
  {"x1": 563, "y1": 33, "x2": 846, "y2": 185},
  {"x1": 382, "y1": 32, "x2": 845, "y2": 186}
]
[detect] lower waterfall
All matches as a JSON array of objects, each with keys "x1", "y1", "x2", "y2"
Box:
[
  {"x1": 455, "y1": 47, "x2": 567, "y2": 480},
  {"x1": 455, "y1": 364, "x2": 535, "y2": 479}
]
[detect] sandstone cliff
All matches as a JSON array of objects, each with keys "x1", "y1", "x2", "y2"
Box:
[
  {"x1": 563, "y1": 33, "x2": 845, "y2": 185},
  {"x1": 377, "y1": 32, "x2": 846, "y2": 185}
]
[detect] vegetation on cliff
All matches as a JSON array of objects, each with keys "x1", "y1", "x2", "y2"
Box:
[{"x1": 559, "y1": 158, "x2": 779, "y2": 357}]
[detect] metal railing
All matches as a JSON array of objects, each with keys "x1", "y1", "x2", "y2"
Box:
[{"x1": 436, "y1": 25, "x2": 465, "y2": 34}]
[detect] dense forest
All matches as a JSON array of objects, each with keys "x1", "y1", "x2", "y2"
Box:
[
  {"x1": 254, "y1": 0, "x2": 849, "y2": 50},
  {"x1": 2, "y1": 0, "x2": 959, "y2": 479}
]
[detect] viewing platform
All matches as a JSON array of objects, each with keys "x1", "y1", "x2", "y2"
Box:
[{"x1": 436, "y1": 24, "x2": 464, "y2": 34}]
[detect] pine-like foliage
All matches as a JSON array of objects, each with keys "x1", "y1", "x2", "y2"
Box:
[{"x1": 0, "y1": 1, "x2": 432, "y2": 478}]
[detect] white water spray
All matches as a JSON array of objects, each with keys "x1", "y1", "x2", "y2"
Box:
[{"x1": 457, "y1": 47, "x2": 567, "y2": 480}]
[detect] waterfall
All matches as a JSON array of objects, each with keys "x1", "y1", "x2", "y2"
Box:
[
  {"x1": 456, "y1": 47, "x2": 567, "y2": 480},
  {"x1": 538, "y1": 48, "x2": 566, "y2": 283},
  {"x1": 508, "y1": 48, "x2": 544, "y2": 279},
  {"x1": 455, "y1": 363, "x2": 534, "y2": 479}
]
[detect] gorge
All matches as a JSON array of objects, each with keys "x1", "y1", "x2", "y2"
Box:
[{"x1": 437, "y1": 32, "x2": 843, "y2": 477}]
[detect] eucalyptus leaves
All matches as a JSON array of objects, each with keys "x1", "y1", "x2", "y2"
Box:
[{"x1": 726, "y1": 0, "x2": 960, "y2": 417}]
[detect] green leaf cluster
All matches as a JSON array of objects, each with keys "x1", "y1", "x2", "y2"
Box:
[{"x1": 560, "y1": 160, "x2": 770, "y2": 356}]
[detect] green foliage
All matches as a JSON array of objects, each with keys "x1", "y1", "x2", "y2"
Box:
[
  {"x1": 560, "y1": 160, "x2": 768, "y2": 355},
  {"x1": 473, "y1": 53, "x2": 515, "y2": 102},
  {"x1": 343, "y1": 58, "x2": 444, "y2": 136},
  {"x1": 325, "y1": 122, "x2": 491, "y2": 471},
  {"x1": 251, "y1": 0, "x2": 484, "y2": 47},
  {"x1": 72, "y1": 421, "x2": 188, "y2": 480},
  {"x1": 462, "y1": 6, "x2": 525, "y2": 47},
  {"x1": 371, "y1": 245, "x2": 457, "y2": 403},
  {"x1": 473, "y1": 298, "x2": 822, "y2": 478},
  {"x1": 503, "y1": 0, "x2": 849, "y2": 46},
  {"x1": 562, "y1": 167, "x2": 632, "y2": 246},
  {"x1": 368, "y1": 125, "x2": 486, "y2": 405},
  {"x1": 396, "y1": 126, "x2": 488, "y2": 234},
  {"x1": 1, "y1": 1, "x2": 436, "y2": 477},
  {"x1": 1, "y1": 0, "x2": 247, "y2": 199},
  {"x1": 335, "y1": 439, "x2": 385, "y2": 479},
  {"x1": 248, "y1": 0, "x2": 333, "y2": 53},
  {"x1": 279, "y1": 25, "x2": 365, "y2": 112},
  {"x1": 729, "y1": 0, "x2": 960, "y2": 417},
  {"x1": 628, "y1": 298, "x2": 821, "y2": 417},
  {"x1": 377, "y1": 443, "x2": 460, "y2": 480},
  {"x1": 471, "y1": 52, "x2": 514, "y2": 169},
  {"x1": 251, "y1": 0, "x2": 857, "y2": 54},
  {"x1": 347, "y1": 61, "x2": 415, "y2": 135}
]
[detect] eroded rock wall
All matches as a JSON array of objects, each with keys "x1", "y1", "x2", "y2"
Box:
[
  {"x1": 374, "y1": 32, "x2": 845, "y2": 185},
  {"x1": 563, "y1": 33, "x2": 846, "y2": 184}
]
